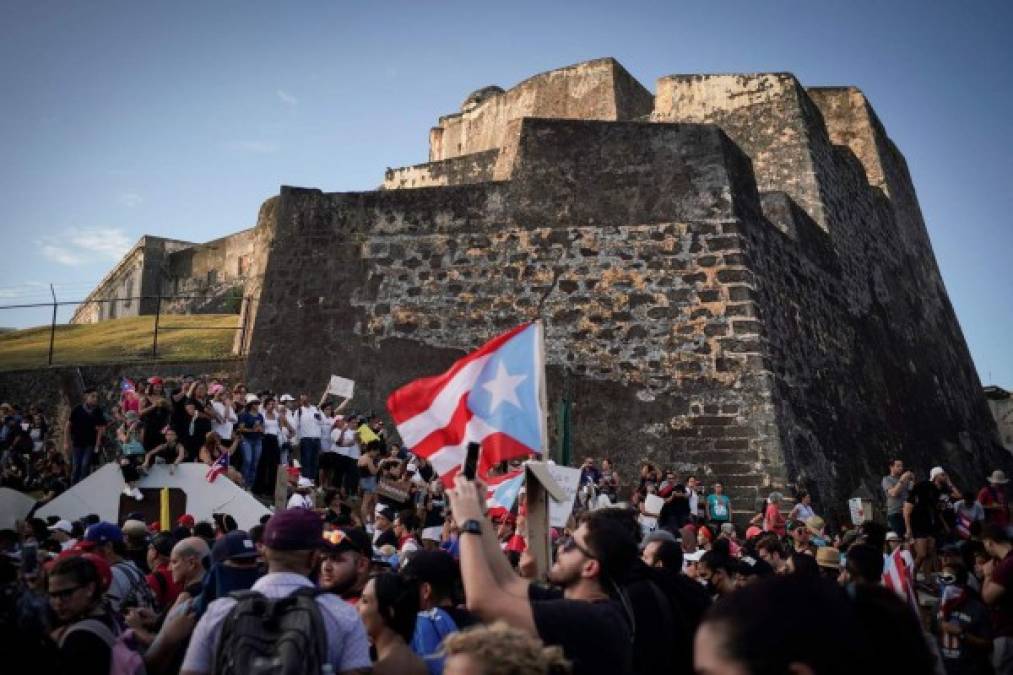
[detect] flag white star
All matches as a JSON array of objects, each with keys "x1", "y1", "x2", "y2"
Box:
[{"x1": 482, "y1": 362, "x2": 527, "y2": 413}]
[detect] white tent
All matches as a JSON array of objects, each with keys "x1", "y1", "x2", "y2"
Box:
[
  {"x1": 36, "y1": 463, "x2": 270, "y2": 530},
  {"x1": 0, "y1": 487, "x2": 36, "y2": 529}
]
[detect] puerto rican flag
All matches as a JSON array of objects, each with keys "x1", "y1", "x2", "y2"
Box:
[
  {"x1": 486, "y1": 469, "x2": 525, "y2": 518},
  {"x1": 387, "y1": 322, "x2": 546, "y2": 482},
  {"x1": 882, "y1": 547, "x2": 918, "y2": 613},
  {"x1": 205, "y1": 452, "x2": 229, "y2": 483}
]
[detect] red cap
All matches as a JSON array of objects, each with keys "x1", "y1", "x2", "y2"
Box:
[{"x1": 177, "y1": 514, "x2": 195, "y2": 529}]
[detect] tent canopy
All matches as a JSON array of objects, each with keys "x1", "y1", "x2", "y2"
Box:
[
  {"x1": 36, "y1": 463, "x2": 270, "y2": 530},
  {"x1": 0, "y1": 487, "x2": 36, "y2": 529}
]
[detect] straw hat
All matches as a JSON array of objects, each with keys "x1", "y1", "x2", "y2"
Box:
[
  {"x1": 816, "y1": 547, "x2": 840, "y2": 569},
  {"x1": 989, "y1": 470, "x2": 1010, "y2": 485}
]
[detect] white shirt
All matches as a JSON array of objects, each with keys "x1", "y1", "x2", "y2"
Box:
[
  {"x1": 319, "y1": 415, "x2": 335, "y2": 451},
  {"x1": 181, "y1": 572, "x2": 371, "y2": 674},
  {"x1": 294, "y1": 405, "x2": 321, "y2": 439},
  {"x1": 689, "y1": 489, "x2": 700, "y2": 516},
  {"x1": 263, "y1": 412, "x2": 281, "y2": 437},
  {"x1": 211, "y1": 401, "x2": 237, "y2": 440},
  {"x1": 287, "y1": 492, "x2": 314, "y2": 509},
  {"x1": 331, "y1": 427, "x2": 360, "y2": 460}
]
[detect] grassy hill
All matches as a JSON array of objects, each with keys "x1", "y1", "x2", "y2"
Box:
[{"x1": 0, "y1": 315, "x2": 240, "y2": 371}]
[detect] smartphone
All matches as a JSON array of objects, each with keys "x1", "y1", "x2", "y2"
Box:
[
  {"x1": 21, "y1": 543, "x2": 38, "y2": 578},
  {"x1": 462, "y1": 442, "x2": 481, "y2": 481}
]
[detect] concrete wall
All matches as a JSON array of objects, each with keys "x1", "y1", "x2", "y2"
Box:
[
  {"x1": 162, "y1": 228, "x2": 255, "y2": 314},
  {"x1": 985, "y1": 388, "x2": 1013, "y2": 452},
  {"x1": 72, "y1": 230, "x2": 253, "y2": 325}
]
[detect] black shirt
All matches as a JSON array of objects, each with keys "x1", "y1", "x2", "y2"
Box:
[
  {"x1": 180, "y1": 415, "x2": 212, "y2": 462},
  {"x1": 68, "y1": 405, "x2": 105, "y2": 448},
  {"x1": 907, "y1": 481, "x2": 943, "y2": 536},
  {"x1": 528, "y1": 584, "x2": 633, "y2": 675},
  {"x1": 59, "y1": 611, "x2": 117, "y2": 675}
]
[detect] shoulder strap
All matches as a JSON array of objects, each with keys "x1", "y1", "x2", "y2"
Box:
[{"x1": 61, "y1": 618, "x2": 117, "y2": 648}]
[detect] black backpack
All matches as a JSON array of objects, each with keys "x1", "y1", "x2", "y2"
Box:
[{"x1": 213, "y1": 587, "x2": 329, "y2": 675}]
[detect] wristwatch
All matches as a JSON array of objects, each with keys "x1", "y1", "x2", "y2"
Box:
[{"x1": 461, "y1": 519, "x2": 482, "y2": 536}]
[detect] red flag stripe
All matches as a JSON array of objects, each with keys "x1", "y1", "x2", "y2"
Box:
[
  {"x1": 409, "y1": 395, "x2": 475, "y2": 458},
  {"x1": 386, "y1": 323, "x2": 530, "y2": 424}
]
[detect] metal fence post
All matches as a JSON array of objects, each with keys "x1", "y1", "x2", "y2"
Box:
[
  {"x1": 152, "y1": 295, "x2": 162, "y2": 359},
  {"x1": 239, "y1": 295, "x2": 250, "y2": 356},
  {"x1": 48, "y1": 284, "x2": 57, "y2": 366}
]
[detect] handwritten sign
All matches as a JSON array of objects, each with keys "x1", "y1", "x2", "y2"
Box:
[
  {"x1": 326, "y1": 375, "x2": 355, "y2": 399},
  {"x1": 546, "y1": 464, "x2": 582, "y2": 528}
]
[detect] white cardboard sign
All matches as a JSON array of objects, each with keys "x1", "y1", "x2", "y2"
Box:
[
  {"x1": 327, "y1": 375, "x2": 355, "y2": 399},
  {"x1": 546, "y1": 464, "x2": 582, "y2": 528},
  {"x1": 848, "y1": 497, "x2": 869, "y2": 526}
]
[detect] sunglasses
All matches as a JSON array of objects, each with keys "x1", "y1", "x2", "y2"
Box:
[
  {"x1": 557, "y1": 536, "x2": 597, "y2": 559},
  {"x1": 937, "y1": 573, "x2": 957, "y2": 585},
  {"x1": 49, "y1": 585, "x2": 84, "y2": 600}
]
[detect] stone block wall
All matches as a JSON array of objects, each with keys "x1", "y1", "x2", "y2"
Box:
[
  {"x1": 428, "y1": 58, "x2": 653, "y2": 162},
  {"x1": 244, "y1": 118, "x2": 791, "y2": 507},
  {"x1": 383, "y1": 150, "x2": 499, "y2": 190}
]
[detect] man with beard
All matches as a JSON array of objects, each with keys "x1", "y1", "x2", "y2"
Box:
[
  {"x1": 319, "y1": 527, "x2": 372, "y2": 605},
  {"x1": 447, "y1": 476, "x2": 635, "y2": 675}
]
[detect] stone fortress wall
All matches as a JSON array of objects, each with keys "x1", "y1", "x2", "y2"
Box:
[
  {"x1": 72, "y1": 229, "x2": 255, "y2": 323},
  {"x1": 237, "y1": 58, "x2": 1008, "y2": 514},
  {"x1": 76, "y1": 57, "x2": 1006, "y2": 516}
]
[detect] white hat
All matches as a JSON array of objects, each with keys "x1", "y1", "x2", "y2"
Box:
[
  {"x1": 297, "y1": 477, "x2": 314, "y2": 489},
  {"x1": 421, "y1": 526, "x2": 443, "y2": 542},
  {"x1": 245, "y1": 393, "x2": 260, "y2": 404},
  {"x1": 279, "y1": 394, "x2": 295, "y2": 402},
  {"x1": 48, "y1": 519, "x2": 73, "y2": 534},
  {"x1": 885, "y1": 531, "x2": 901, "y2": 542},
  {"x1": 930, "y1": 466, "x2": 946, "y2": 480},
  {"x1": 684, "y1": 550, "x2": 704, "y2": 563},
  {"x1": 989, "y1": 470, "x2": 1010, "y2": 485}
]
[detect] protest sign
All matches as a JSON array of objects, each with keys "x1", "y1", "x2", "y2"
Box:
[
  {"x1": 848, "y1": 497, "x2": 871, "y2": 525},
  {"x1": 546, "y1": 464, "x2": 582, "y2": 528},
  {"x1": 326, "y1": 375, "x2": 355, "y2": 399}
]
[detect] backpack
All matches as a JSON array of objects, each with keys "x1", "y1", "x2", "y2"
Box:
[
  {"x1": 59, "y1": 619, "x2": 145, "y2": 675},
  {"x1": 112, "y1": 561, "x2": 156, "y2": 612},
  {"x1": 411, "y1": 607, "x2": 459, "y2": 675},
  {"x1": 213, "y1": 587, "x2": 329, "y2": 675}
]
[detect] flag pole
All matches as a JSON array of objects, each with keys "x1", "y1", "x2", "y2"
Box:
[{"x1": 535, "y1": 320, "x2": 549, "y2": 456}]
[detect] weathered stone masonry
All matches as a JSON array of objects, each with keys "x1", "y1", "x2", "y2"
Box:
[
  {"x1": 61, "y1": 57, "x2": 1004, "y2": 518},
  {"x1": 236, "y1": 58, "x2": 1008, "y2": 516}
]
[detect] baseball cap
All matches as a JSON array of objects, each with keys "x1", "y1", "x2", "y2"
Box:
[
  {"x1": 122, "y1": 520, "x2": 149, "y2": 539},
  {"x1": 84, "y1": 522, "x2": 124, "y2": 545},
  {"x1": 930, "y1": 466, "x2": 946, "y2": 480},
  {"x1": 48, "y1": 519, "x2": 73, "y2": 535},
  {"x1": 245, "y1": 393, "x2": 261, "y2": 404},
  {"x1": 320, "y1": 527, "x2": 371, "y2": 556},
  {"x1": 297, "y1": 477, "x2": 314, "y2": 489},
  {"x1": 279, "y1": 394, "x2": 295, "y2": 402},
  {"x1": 421, "y1": 526, "x2": 443, "y2": 543},
  {"x1": 736, "y1": 555, "x2": 774, "y2": 578},
  {"x1": 150, "y1": 532, "x2": 175, "y2": 557},
  {"x1": 263, "y1": 508, "x2": 323, "y2": 551},
  {"x1": 374, "y1": 505, "x2": 396, "y2": 523},
  {"x1": 885, "y1": 531, "x2": 901, "y2": 542},
  {"x1": 640, "y1": 529, "x2": 678, "y2": 550},
  {"x1": 177, "y1": 514, "x2": 196, "y2": 529},
  {"x1": 211, "y1": 530, "x2": 259, "y2": 563},
  {"x1": 684, "y1": 550, "x2": 704, "y2": 563}
]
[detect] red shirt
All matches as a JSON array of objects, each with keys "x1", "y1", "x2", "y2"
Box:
[
  {"x1": 146, "y1": 563, "x2": 182, "y2": 609},
  {"x1": 978, "y1": 485, "x2": 1009, "y2": 528},
  {"x1": 764, "y1": 503, "x2": 786, "y2": 536}
]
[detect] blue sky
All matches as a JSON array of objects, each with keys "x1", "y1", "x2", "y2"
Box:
[{"x1": 1, "y1": 1, "x2": 1010, "y2": 386}]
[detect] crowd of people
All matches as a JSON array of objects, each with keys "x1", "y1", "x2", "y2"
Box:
[{"x1": 2, "y1": 375, "x2": 1013, "y2": 674}]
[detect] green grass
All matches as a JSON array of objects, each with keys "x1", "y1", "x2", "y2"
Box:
[{"x1": 0, "y1": 314, "x2": 241, "y2": 371}]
